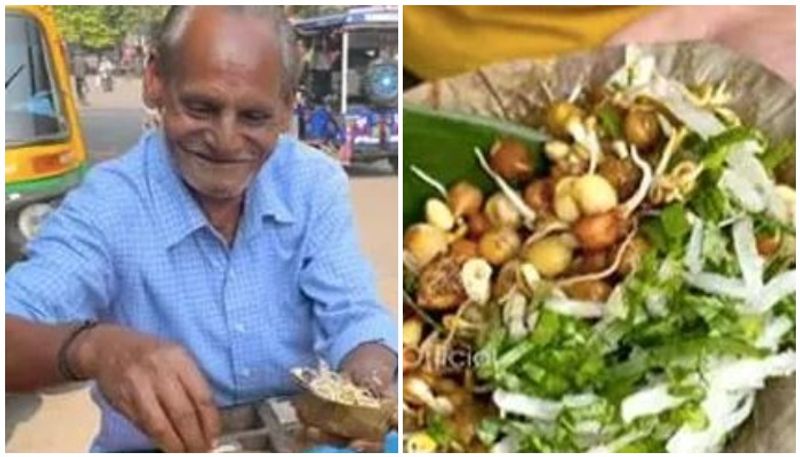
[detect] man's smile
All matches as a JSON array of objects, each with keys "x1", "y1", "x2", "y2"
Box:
[{"x1": 183, "y1": 146, "x2": 254, "y2": 165}]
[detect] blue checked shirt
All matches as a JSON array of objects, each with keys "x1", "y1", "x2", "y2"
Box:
[{"x1": 5, "y1": 131, "x2": 398, "y2": 451}]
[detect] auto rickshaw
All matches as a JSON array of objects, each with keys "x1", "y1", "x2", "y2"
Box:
[
  {"x1": 293, "y1": 6, "x2": 399, "y2": 171},
  {"x1": 5, "y1": 5, "x2": 87, "y2": 267}
]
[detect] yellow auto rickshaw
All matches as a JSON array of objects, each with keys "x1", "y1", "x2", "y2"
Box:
[{"x1": 5, "y1": 5, "x2": 87, "y2": 266}]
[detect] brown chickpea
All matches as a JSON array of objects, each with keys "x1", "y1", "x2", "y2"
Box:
[
  {"x1": 573, "y1": 210, "x2": 626, "y2": 250},
  {"x1": 756, "y1": 232, "x2": 782, "y2": 257},
  {"x1": 624, "y1": 106, "x2": 661, "y2": 150},
  {"x1": 448, "y1": 181, "x2": 484, "y2": 217},
  {"x1": 450, "y1": 238, "x2": 479, "y2": 258},
  {"x1": 403, "y1": 347, "x2": 422, "y2": 373},
  {"x1": 524, "y1": 178, "x2": 554, "y2": 214},
  {"x1": 546, "y1": 101, "x2": 584, "y2": 138},
  {"x1": 563, "y1": 280, "x2": 613, "y2": 302},
  {"x1": 521, "y1": 236, "x2": 574, "y2": 278},
  {"x1": 598, "y1": 157, "x2": 642, "y2": 201},
  {"x1": 489, "y1": 139, "x2": 534, "y2": 183},
  {"x1": 466, "y1": 212, "x2": 491, "y2": 240},
  {"x1": 573, "y1": 249, "x2": 611, "y2": 274},
  {"x1": 478, "y1": 228, "x2": 521, "y2": 266},
  {"x1": 417, "y1": 255, "x2": 467, "y2": 310}
]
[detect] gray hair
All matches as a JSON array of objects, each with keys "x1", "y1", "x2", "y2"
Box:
[{"x1": 154, "y1": 6, "x2": 299, "y2": 99}]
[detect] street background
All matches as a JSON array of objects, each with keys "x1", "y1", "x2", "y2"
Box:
[{"x1": 6, "y1": 74, "x2": 398, "y2": 452}]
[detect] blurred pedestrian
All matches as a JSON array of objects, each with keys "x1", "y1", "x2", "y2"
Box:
[
  {"x1": 99, "y1": 56, "x2": 115, "y2": 92},
  {"x1": 72, "y1": 52, "x2": 89, "y2": 104}
]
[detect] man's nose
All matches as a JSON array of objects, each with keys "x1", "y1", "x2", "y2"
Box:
[{"x1": 216, "y1": 113, "x2": 244, "y2": 157}]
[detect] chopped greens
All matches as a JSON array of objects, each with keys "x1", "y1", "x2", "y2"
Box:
[{"x1": 403, "y1": 46, "x2": 795, "y2": 454}]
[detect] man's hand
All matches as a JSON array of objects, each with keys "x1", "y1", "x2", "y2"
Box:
[
  {"x1": 608, "y1": 6, "x2": 795, "y2": 84},
  {"x1": 73, "y1": 324, "x2": 220, "y2": 452},
  {"x1": 292, "y1": 344, "x2": 396, "y2": 451},
  {"x1": 339, "y1": 342, "x2": 397, "y2": 399}
]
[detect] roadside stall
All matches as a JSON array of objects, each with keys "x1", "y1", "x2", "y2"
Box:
[{"x1": 293, "y1": 6, "x2": 398, "y2": 171}]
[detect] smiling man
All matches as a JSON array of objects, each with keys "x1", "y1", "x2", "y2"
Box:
[{"x1": 5, "y1": 6, "x2": 397, "y2": 452}]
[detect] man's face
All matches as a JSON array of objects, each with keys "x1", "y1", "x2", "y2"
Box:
[{"x1": 152, "y1": 8, "x2": 292, "y2": 201}]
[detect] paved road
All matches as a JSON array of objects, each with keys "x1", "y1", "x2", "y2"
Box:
[{"x1": 6, "y1": 76, "x2": 398, "y2": 452}]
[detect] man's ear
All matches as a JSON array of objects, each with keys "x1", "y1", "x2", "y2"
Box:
[{"x1": 142, "y1": 53, "x2": 166, "y2": 109}]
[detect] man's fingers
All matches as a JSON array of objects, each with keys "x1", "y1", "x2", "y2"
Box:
[
  {"x1": 157, "y1": 376, "x2": 209, "y2": 452},
  {"x1": 348, "y1": 438, "x2": 383, "y2": 452},
  {"x1": 305, "y1": 426, "x2": 350, "y2": 447},
  {"x1": 130, "y1": 382, "x2": 185, "y2": 452},
  {"x1": 177, "y1": 365, "x2": 220, "y2": 448}
]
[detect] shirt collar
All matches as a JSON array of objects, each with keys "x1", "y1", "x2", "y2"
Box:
[
  {"x1": 147, "y1": 131, "x2": 208, "y2": 249},
  {"x1": 248, "y1": 135, "x2": 295, "y2": 226}
]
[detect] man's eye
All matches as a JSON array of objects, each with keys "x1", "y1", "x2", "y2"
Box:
[
  {"x1": 185, "y1": 103, "x2": 214, "y2": 117},
  {"x1": 242, "y1": 111, "x2": 270, "y2": 124}
]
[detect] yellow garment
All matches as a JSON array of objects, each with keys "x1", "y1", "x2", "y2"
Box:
[{"x1": 404, "y1": 6, "x2": 657, "y2": 80}]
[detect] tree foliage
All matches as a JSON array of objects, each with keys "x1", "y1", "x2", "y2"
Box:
[
  {"x1": 286, "y1": 5, "x2": 350, "y2": 19},
  {"x1": 53, "y1": 6, "x2": 169, "y2": 51}
]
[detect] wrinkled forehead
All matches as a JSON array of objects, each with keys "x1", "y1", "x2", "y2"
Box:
[{"x1": 168, "y1": 8, "x2": 283, "y2": 89}]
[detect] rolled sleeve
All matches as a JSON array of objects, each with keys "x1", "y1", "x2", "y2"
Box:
[
  {"x1": 299, "y1": 168, "x2": 398, "y2": 369},
  {"x1": 6, "y1": 170, "x2": 116, "y2": 324}
]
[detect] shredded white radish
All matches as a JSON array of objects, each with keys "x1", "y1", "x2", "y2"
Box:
[
  {"x1": 621, "y1": 383, "x2": 687, "y2": 424},
  {"x1": 491, "y1": 436, "x2": 519, "y2": 453},
  {"x1": 666, "y1": 391, "x2": 753, "y2": 453},
  {"x1": 666, "y1": 352, "x2": 795, "y2": 453},
  {"x1": 562, "y1": 393, "x2": 601, "y2": 408},
  {"x1": 720, "y1": 170, "x2": 766, "y2": 212},
  {"x1": 707, "y1": 351, "x2": 796, "y2": 391},
  {"x1": 493, "y1": 390, "x2": 562, "y2": 421},
  {"x1": 751, "y1": 269, "x2": 797, "y2": 313},
  {"x1": 732, "y1": 217, "x2": 764, "y2": 291},
  {"x1": 544, "y1": 296, "x2": 604, "y2": 319},
  {"x1": 606, "y1": 45, "x2": 656, "y2": 89},
  {"x1": 756, "y1": 316, "x2": 794, "y2": 351},
  {"x1": 683, "y1": 272, "x2": 748, "y2": 299},
  {"x1": 684, "y1": 215, "x2": 704, "y2": 274},
  {"x1": 727, "y1": 141, "x2": 768, "y2": 183},
  {"x1": 720, "y1": 143, "x2": 792, "y2": 224},
  {"x1": 644, "y1": 76, "x2": 725, "y2": 139}
]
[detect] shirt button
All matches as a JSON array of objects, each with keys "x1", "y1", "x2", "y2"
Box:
[
  {"x1": 240, "y1": 368, "x2": 251, "y2": 377},
  {"x1": 234, "y1": 322, "x2": 246, "y2": 334}
]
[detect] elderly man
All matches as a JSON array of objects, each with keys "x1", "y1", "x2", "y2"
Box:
[{"x1": 6, "y1": 6, "x2": 397, "y2": 452}]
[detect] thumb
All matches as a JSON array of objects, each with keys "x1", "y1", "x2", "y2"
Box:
[{"x1": 606, "y1": 7, "x2": 713, "y2": 47}]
